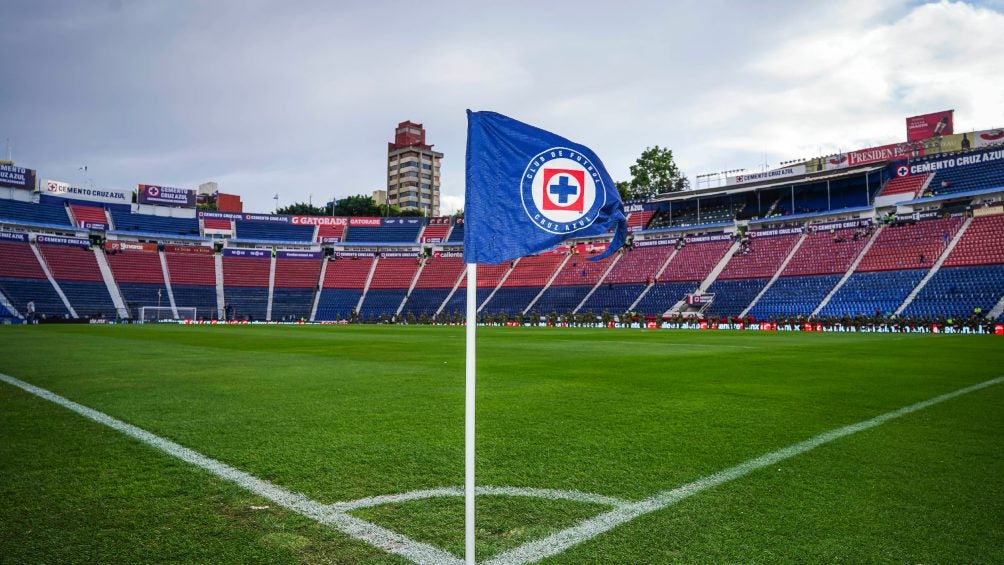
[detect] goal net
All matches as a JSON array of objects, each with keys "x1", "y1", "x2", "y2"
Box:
[{"x1": 138, "y1": 306, "x2": 198, "y2": 323}]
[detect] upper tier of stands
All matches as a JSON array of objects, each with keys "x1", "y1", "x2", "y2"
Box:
[
  {"x1": 420, "y1": 223, "x2": 451, "y2": 243},
  {"x1": 0, "y1": 200, "x2": 71, "y2": 227},
  {"x1": 110, "y1": 210, "x2": 200, "y2": 236},
  {"x1": 234, "y1": 220, "x2": 314, "y2": 242},
  {"x1": 345, "y1": 223, "x2": 422, "y2": 243},
  {"x1": 926, "y1": 147, "x2": 1004, "y2": 195},
  {"x1": 70, "y1": 204, "x2": 108, "y2": 227},
  {"x1": 879, "y1": 174, "x2": 929, "y2": 198}
]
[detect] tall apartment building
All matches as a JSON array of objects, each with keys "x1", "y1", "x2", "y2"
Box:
[{"x1": 387, "y1": 121, "x2": 442, "y2": 217}]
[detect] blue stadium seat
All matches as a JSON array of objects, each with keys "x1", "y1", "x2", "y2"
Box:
[
  {"x1": 110, "y1": 211, "x2": 200, "y2": 236},
  {"x1": 747, "y1": 274, "x2": 842, "y2": 320},
  {"x1": 818, "y1": 269, "x2": 926, "y2": 317},
  {"x1": 533, "y1": 285, "x2": 592, "y2": 314},
  {"x1": 359, "y1": 289, "x2": 407, "y2": 319},
  {"x1": 234, "y1": 221, "x2": 315, "y2": 242},
  {"x1": 315, "y1": 289, "x2": 362, "y2": 320},
  {"x1": 580, "y1": 283, "x2": 647, "y2": 315},
  {"x1": 345, "y1": 224, "x2": 422, "y2": 243},
  {"x1": 633, "y1": 281, "x2": 696, "y2": 316},
  {"x1": 481, "y1": 287, "x2": 541, "y2": 315},
  {"x1": 171, "y1": 284, "x2": 218, "y2": 319},
  {"x1": 0, "y1": 199, "x2": 71, "y2": 227},
  {"x1": 118, "y1": 282, "x2": 170, "y2": 318},
  {"x1": 903, "y1": 265, "x2": 1004, "y2": 319},
  {"x1": 58, "y1": 281, "x2": 116, "y2": 319},
  {"x1": 447, "y1": 222, "x2": 464, "y2": 243},
  {"x1": 401, "y1": 288, "x2": 452, "y2": 317},
  {"x1": 703, "y1": 278, "x2": 770, "y2": 317},
  {"x1": 0, "y1": 278, "x2": 68, "y2": 318},
  {"x1": 271, "y1": 288, "x2": 315, "y2": 321},
  {"x1": 224, "y1": 287, "x2": 268, "y2": 320}
]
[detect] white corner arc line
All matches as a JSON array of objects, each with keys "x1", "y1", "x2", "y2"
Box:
[
  {"x1": 0, "y1": 372, "x2": 463, "y2": 565},
  {"x1": 329, "y1": 486, "x2": 628, "y2": 513},
  {"x1": 485, "y1": 375, "x2": 1004, "y2": 565}
]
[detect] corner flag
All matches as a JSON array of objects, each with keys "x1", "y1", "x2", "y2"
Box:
[
  {"x1": 464, "y1": 110, "x2": 628, "y2": 263},
  {"x1": 460, "y1": 110, "x2": 627, "y2": 564}
]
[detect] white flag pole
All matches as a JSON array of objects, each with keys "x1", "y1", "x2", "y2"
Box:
[{"x1": 464, "y1": 263, "x2": 477, "y2": 565}]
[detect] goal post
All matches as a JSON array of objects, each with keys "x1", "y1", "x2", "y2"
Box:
[{"x1": 138, "y1": 306, "x2": 198, "y2": 323}]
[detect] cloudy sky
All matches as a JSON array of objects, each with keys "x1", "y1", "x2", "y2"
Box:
[{"x1": 2, "y1": 0, "x2": 1003, "y2": 214}]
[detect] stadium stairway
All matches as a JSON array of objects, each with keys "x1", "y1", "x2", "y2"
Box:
[
  {"x1": 523, "y1": 253, "x2": 572, "y2": 314},
  {"x1": 94, "y1": 248, "x2": 130, "y2": 318},
  {"x1": 812, "y1": 224, "x2": 886, "y2": 317},
  {"x1": 627, "y1": 246, "x2": 680, "y2": 312},
  {"x1": 990, "y1": 292, "x2": 1004, "y2": 321},
  {"x1": 309, "y1": 256, "x2": 329, "y2": 321},
  {"x1": 433, "y1": 262, "x2": 471, "y2": 318},
  {"x1": 476, "y1": 258, "x2": 518, "y2": 313},
  {"x1": 214, "y1": 254, "x2": 225, "y2": 318},
  {"x1": 0, "y1": 288, "x2": 20, "y2": 319},
  {"x1": 894, "y1": 216, "x2": 973, "y2": 316},
  {"x1": 158, "y1": 251, "x2": 180, "y2": 318},
  {"x1": 352, "y1": 257, "x2": 381, "y2": 317},
  {"x1": 573, "y1": 251, "x2": 623, "y2": 313},
  {"x1": 396, "y1": 259, "x2": 427, "y2": 318},
  {"x1": 265, "y1": 254, "x2": 276, "y2": 321},
  {"x1": 740, "y1": 229, "x2": 809, "y2": 317},
  {"x1": 29, "y1": 244, "x2": 78, "y2": 318},
  {"x1": 667, "y1": 239, "x2": 741, "y2": 315}
]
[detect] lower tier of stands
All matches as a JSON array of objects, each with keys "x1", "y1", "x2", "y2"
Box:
[
  {"x1": 818, "y1": 270, "x2": 926, "y2": 318},
  {"x1": 482, "y1": 287, "x2": 543, "y2": 315},
  {"x1": 704, "y1": 278, "x2": 770, "y2": 318},
  {"x1": 746, "y1": 275, "x2": 843, "y2": 319},
  {"x1": 171, "y1": 284, "x2": 218, "y2": 320},
  {"x1": 58, "y1": 281, "x2": 115, "y2": 319},
  {"x1": 271, "y1": 288, "x2": 315, "y2": 321},
  {"x1": 633, "y1": 281, "x2": 697, "y2": 316},
  {"x1": 315, "y1": 289, "x2": 361, "y2": 320},
  {"x1": 0, "y1": 278, "x2": 68, "y2": 318},
  {"x1": 359, "y1": 289, "x2": 407, "y2": 319},
  {"x1": 224, "y1": 287, "x2": 268, "y2": 320},
  {"x1": 401, "y1": 288, "x2": 453, "y2": 317},
  {"x1": 119, "y1": 282, "x2": 170, "y2": 318},
  {"x1": 581, "y1": 283, "x2": 647, "y2": 314},
  {"x1": 533, "y1": 284, "x2": 593, "y2": 314},
  {"x1": 903, "y1": 265, "x2": 1004, "y2": 319}
]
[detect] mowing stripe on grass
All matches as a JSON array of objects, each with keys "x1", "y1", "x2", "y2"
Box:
[
  {"x1": 485, "y1": 375, "x2": 1004, "y2": 565},
  {"x1": 0, "y1": 372, "x2": 463, "y2": 565},
  {"x1": 2, "y1": 371, "x2": 1000, "y2": 565}
]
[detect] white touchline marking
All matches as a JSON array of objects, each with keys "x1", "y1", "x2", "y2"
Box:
[
  {"x1": 0, "y1": 373, "x2": 463, "y2": 565},
  {"x1": 484, "y1": 375, "x2": 1004, "y2": 565},
  {"x1": 2, "y1": 371, "x2": 1001, "y2": 565}
]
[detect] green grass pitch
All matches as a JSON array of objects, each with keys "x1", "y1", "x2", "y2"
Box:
[{"x1": 1, "y1": 324, "x2": 1002, "y2": 563}]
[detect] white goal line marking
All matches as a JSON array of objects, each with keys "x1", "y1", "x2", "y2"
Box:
[{"x1": 2, "y1": 372, "x2": 1000, "y2": 565}]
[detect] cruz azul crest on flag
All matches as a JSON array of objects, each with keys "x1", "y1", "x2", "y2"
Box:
[{"x1": 522, "y1": 148, "x2": 606, "y2": 232}]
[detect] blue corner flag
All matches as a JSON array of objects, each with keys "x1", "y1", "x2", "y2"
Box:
[{"x1": 464, "y1": 110, "x2": 628, "y2": 264}]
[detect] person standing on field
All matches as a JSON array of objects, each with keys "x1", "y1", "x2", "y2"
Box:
[{"x1": 26, "y1": 300, "x2": 36, "y2": 324}]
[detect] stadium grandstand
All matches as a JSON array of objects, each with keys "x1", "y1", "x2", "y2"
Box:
[{"x1": 1, "y1": 120, "x2": 1003, "y2": 328}]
